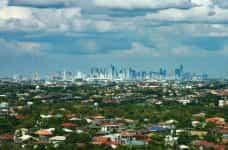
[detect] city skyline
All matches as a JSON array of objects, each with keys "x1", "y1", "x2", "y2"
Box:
[
  {"x1": 7, "y1": 64, "x2": 209, "y2": 82},
  {"x1": 0, "y1": 62, "x2": 225, "y2": 78},
  {"x1": 1, "y1": 0, "x2": 228, "y2": 77}
]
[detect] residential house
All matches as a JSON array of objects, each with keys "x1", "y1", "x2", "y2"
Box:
[
  {"x1": 206, "y1": 117, "x2": 225, "y2": 126},
  {"x1": 100, "y1": 123, "x2": 121, "y2": 134},
  {"x1": 34, "y1": 129, "x2": 54, "y2": 142}
]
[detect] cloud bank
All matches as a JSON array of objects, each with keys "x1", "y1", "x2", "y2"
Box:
[{"x1": 0, "y1": 0, "x2": 228, "y2": 76}]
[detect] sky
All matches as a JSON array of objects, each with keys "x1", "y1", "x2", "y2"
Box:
[{"x1": 1, "y1": 0, "x2": 228, "y2": 77}]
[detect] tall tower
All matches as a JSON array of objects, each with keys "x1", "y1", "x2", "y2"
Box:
[
  {"x1": 33, "y1": 72, "x2": 39, "y2": 81},
  {"x1": 63, "y1": 70, "x2": 66, "y2": 81},
  {"x1": 111, "y1": 64, "x2": 115, "y2": 79},
  {"x1": 180, "y1": 64, "x2": 184, "y2": 74}
]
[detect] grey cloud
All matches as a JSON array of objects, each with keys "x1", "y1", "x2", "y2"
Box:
[{"x1": 145, "y1": 6, "x2": 228, "y2": 24}]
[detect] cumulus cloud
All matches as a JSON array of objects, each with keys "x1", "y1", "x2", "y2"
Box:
[
  {"x1": 1, "y1": 0, "x2": 228, "y2": 34},
  {"x1": 0, "y1": 6, "x2": 82, "y2": 32},
  {"x1": 0, "y1": 5, "x2": 137, "y2": 34},
  {"x1": 145, "y1": 6, "x2": 228, "y2": 24},
  {"x1": 0, "y1": 0, "x2": 227, "y2": 57},
  {"x1": 8, "y1": 0, "x2": 228, "y2": 11},
  {"x1": 0, "y1": 0, "x2": 227, "y2": 77},
  {"x1": 95, "y1": 20, "x2": 113, "y2": 32},
  {"x1": 9, "y1": 0, "x2": 193, "y2": 10},
  {"x1": 191, "y1": 0, "x2": 213, "y2": 7},
  {"x1": 170, "y1": 46, "x2": 212, "y2": 56},
  {"x1": 9, "y1": 0, "x2": 78, "y2": 6},
  {"x1": 0, "y1": 6, "x2": 32, "y2": 20},
  {"x1": 95, "y1": 0, "x2": 193, "y2": 9},
  {"x1": 181, "y1": 24, "x2": 228, "y2": 37},
  {"x1": 112, "y1": 42, "x2": 160, "y2": 57}
]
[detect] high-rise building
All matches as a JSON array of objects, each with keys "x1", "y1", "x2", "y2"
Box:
[{"x1": 175, "y1": 64, "x2": 184, "y2": 78}]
